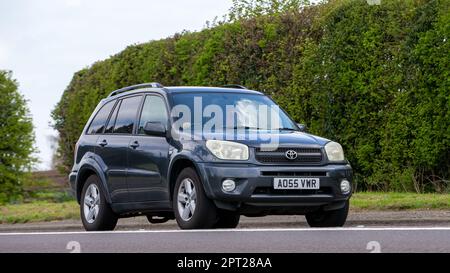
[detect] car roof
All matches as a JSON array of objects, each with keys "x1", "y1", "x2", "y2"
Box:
[
  {"x1": 164, "y1": 86, "x2": 263, "y2": 95},
  {"x1": 104, "y1": 86, "x2": 263, "y2": 102}
]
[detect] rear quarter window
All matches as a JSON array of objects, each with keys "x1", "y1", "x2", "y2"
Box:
[{"x1": 86, "y1": 100, "x2": 115, "y2": 134}]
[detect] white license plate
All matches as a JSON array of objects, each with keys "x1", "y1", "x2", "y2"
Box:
[{"x1": 273, "y1": 178, "x2": 320, "y2": 190}]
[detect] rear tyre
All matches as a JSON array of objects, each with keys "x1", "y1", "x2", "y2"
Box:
[
  {"x1": 305, "y1": 200, "x2": 349, "y2": 227},
  {"x1": 80, "y1": 175, "x2": 118, "y2": 231},
  {"x1": 173, "y1": 168, "x2": 217, "y2": 229},
  {"x1": 214, "y1": 210, "x2": 240, "y2": 228}
]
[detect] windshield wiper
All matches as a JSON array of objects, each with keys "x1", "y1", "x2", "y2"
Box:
[
  {"x1": 273, "y1": 127, "x2": 297, "y2": 131},
  {"x1": 227, "y1": 126, "x2": 297, "y2": 131},
  {"x1": 228, "y1": 126, "x2": 261, "y2": 130}
]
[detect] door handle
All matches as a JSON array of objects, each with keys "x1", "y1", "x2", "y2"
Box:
[
  {"x1": 98, "y1": 139, "x2": 108, "y2": 147},
  {"x1": 130, "y1": 140, "x2": 140, "y2": 149}
]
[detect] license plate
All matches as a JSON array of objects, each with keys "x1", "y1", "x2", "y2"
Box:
[{"x1": 273, "y1": 178, "x2": 320, "y2": 190}]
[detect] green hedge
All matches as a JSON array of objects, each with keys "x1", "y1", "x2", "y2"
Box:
[{"x1": 52, "y1": 0, "x2": 450, "y2": 192}]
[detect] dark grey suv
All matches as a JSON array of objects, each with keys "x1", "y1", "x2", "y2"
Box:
[{"x1": 69, "y1": 83, "x2": 353, "y2": 230}]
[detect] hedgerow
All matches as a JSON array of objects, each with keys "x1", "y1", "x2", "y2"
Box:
[{"x1": 52, "y1": 0, "x2": 449, "y2": 192}]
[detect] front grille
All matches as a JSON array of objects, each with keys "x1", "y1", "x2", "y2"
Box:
[
  {"x1": 253, "y1": 187, "x2": 332, "y2": 196},
  {"x1": 261, "y1": 171, "x2": 327, "y2": 177},
  {"x1": 255, "y1": 147, "x2": 323, "y2": 164}
]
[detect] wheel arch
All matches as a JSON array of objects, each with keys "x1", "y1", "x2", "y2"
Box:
[
  {"x1": 76, "y1": 163, "x2": 112, "y2": 205},
  {"x1": 168, "y1": 155, "x2": 210, "y2": 201}
]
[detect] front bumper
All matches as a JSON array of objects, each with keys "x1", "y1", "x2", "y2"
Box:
[{"x1": 197, "y1": 162, "x2": 352, "y2": 213}]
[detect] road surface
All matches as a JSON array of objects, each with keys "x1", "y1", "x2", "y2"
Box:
[{"x1": 1, "y1": 227, "x2": 450, "y2": 253}]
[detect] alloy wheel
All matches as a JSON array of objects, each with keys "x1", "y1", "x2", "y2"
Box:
[
  {"x1": 83, "y1": 184, "x2": 100, "y2": 224},
  {"x1": 177, "y1": 178, "x2": 197, "y2": 221}
]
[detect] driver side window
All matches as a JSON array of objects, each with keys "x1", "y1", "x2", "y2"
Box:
[{"x1": 138, "y1": 95, "x2": 168, "y2": 135}]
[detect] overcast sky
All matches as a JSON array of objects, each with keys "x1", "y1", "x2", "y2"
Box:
[{"x1": 0, "y1": 0, "x2": 232, "y2": 170}]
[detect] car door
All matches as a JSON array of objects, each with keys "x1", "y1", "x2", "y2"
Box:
[
  {"x1": 127, "y1": 94, "x2": 171, "y2": 203},
  {"x1": 95, "y1": 95, "x2": 143, "y2": 203}
]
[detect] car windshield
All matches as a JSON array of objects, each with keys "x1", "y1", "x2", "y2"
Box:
[{"x1": 171, "y1": 92, "x2": 297, "y2": 132}]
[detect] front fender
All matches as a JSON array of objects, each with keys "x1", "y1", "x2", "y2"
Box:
[{"x1": 168, "y1": 151, "x2": 215, "y2": 198}]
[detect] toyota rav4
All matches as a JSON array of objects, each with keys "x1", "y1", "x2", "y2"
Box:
[{"x1": 69, "y1": 83, "x2": 353, "y2": 230}]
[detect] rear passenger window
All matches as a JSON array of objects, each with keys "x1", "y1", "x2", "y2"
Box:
[
  {"x1": 87, "y1": 100, "x2": 115, "y2": 134},
  {"x1": 113, "y1": 96, "x2": 142, "y2": 134}
]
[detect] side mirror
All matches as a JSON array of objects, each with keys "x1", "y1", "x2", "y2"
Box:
[
  {"x1": 143, "y1": 122, "x2": 166, "y2": 137},
  {"x1": 297, "y1": 123, "x2": 308, "y2": 133}
]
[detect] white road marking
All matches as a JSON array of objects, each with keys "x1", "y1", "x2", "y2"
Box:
[{"x1": 1, "y1": 227, "x2": 450, "y2": 236}]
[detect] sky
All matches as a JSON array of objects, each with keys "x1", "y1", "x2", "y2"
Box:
[{"x1": 0, "y1": 0, "x2": 233, "y2": 170}]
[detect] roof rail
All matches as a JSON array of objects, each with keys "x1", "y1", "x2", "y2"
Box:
[
  {"x1": 108, "y1": 82, "x2": 164, "y2": 97},
  {"x1": 222, "y1": 84, "x2": 247, "y2": 89}
]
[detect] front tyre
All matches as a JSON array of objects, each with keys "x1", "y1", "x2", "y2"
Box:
[
  {"x1": 173, "y1": 168, "x2": 217, "y2": 229},
  {"x1": 305, "y1": 200, "x2": 349, "y2": 227},
  {"x1": 80, "y1": 175, "x2": 118, "y2": 231}
]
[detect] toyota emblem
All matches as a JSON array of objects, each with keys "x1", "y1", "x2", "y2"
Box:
[{"x1": 285, "y1": 150, "x2": 298, "y2": 160}]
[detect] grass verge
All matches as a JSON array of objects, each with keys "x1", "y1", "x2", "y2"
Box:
[
  {"x1": 0, "y1": 192, "x2": 449, "y2": 224},
  {"x1": 0, "y1": 201, "x2": 79, "y2": 224},
  {"x1": 351, "y1": 192, "x2": 450, "y2": 210}
]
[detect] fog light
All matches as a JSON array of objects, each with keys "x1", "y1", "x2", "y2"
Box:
[
  {"x1": 340, "y1": 179, "x2": 351, "y2": 194},
  {"x1": 222, "y1": 179, "x2": 236, "y2": 192}
]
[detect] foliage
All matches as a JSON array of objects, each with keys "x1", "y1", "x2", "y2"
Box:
[
  {"x1": 52, "y1": 0, "x2": 450, "y2": 192},
  {"x1": 228, "y1": 0, "x2": 310, "y2": 21},
  {"x1": 0, "y1": 70, "x2": 36, "y2": 203}
]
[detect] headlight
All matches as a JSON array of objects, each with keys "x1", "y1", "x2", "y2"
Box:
[
  {"x1": 206, "y1": 140, "x2": 249, "y2": 160},
  {"x1": 325, "y1": 141, "x2": 345, "y2": 161}
]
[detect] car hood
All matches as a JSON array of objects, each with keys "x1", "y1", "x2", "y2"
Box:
[{"x1": 196, "y1": 130, "x2": 330, "y2": 147}]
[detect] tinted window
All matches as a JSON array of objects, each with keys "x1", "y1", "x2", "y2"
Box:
[
  {"x1": 105, "y1": 100, "x2": 120, "y2": 134},
  {"x1": 171, "y1": 92, "x2": 297, "y2": 131},
  {"x1": 87, "y1": 100, "x2": 115, "y2": 134},
  {"x1": 113, "y1": 96, "x2": 142, "y2": 134},
  {"x1": 138, "y1": 95, "x2": 168, "y2": 134}
]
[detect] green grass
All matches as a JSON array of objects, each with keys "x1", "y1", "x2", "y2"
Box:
[
  {"x1": 1, "y1": 192, "x2": 450, "y2": 224},
  {"x1": 351, "y1": 192, "x2": 450, "y2": 210},
  {"x1": 0, "y1": 201, "x2": 79, "y2": 224}
]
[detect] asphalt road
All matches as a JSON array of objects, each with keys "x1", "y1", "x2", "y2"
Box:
[{"x1": 1, "y1": 227, "x2": 450, "y2": 253}]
